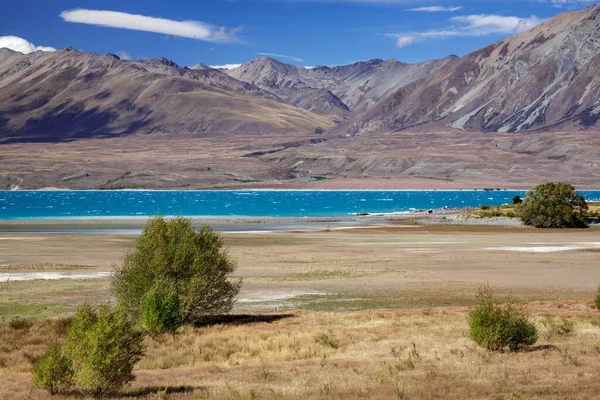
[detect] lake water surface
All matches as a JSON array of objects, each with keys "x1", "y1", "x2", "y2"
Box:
[{"x1": 1, "y1": 190, "x2": 599, "y2": 220}]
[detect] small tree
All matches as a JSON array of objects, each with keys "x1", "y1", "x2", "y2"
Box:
[
  {"x1": 140, "y1": 281, "x2": 181, "y2": 337},
  {"x1": 65, "y1": 305, "x2": 145, "y2": 397},
  {"x1": 517, "y1": 182, "x2": 588, "y2": 228},
  {"x1": 112, "y1": 216, "x2": 242, "y2": 324},
  {"x1": 32, "y1": 342, "x2": 73, "y2": 395},
  {"x1": 512, "y1": 195, "x2": 522, "y2": 205},
  {"x1": 469, "y1": 285, "x2": 537, "y2": 352}
]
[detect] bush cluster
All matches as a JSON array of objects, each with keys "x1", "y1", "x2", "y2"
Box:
[
  {"x1": 469, "y1": 286, "x2": 538, "y2": 352},
  {"x1": 517, "y1": 182, "x2": 588, "y2": 228},
  {"x1": 33, "y1": 305, "x2": 145, "y2": 397},
  {"x1": 112, "y1": 216, "x2": 242, "y2": 325},
  {"x1": 33, "y1": 216, "x2": 242, "y2": 396}
]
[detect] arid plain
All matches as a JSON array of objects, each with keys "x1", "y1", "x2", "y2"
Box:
[{"x1": 1, "y1": 222, "x2": 600, "y2": 399}]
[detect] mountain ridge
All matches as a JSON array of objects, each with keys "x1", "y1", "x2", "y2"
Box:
[{"x1": 329, "y1": 5, "x2": 600, "y2": 136}]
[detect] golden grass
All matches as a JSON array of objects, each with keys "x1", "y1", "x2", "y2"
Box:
[{"x1": 2, "y1": 302, "x2": 600, "y2": 399}]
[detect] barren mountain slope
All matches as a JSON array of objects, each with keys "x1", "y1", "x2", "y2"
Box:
[
  {"x1": 0, "y1": 48, "x2": 334, "y2": 142},
  {"x1": 226, "y1": 57, "x2": 352, "y2": 119},
  {"x1": 330, "y1": 6, "x2": 600, "y2": 136},
  {"x1": 305, "y1": 56, "x2": 458, "y2": 113},
  {"x1": 225, "y1": 56, "x2": 456, "y2": 117}
]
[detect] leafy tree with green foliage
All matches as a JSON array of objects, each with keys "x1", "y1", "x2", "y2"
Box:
[
  {"x1": 112, "y1": 216, "x2": 242, "y2": 324},
  {"x1": 517, "y1": 182, "x2": 588, "y2": 228},
  {"x1": 65, "y1": 304, "x2": 145, "y2": 397},
  {"x1": 140, "y1": 281, "x2": 181, "y2": 336},
  {"x1": 32, "y1": 342, "x2": 73, "y2": 395},
  {"x1": 469, "y1": 285, "x2": 538, "y2": 352}
]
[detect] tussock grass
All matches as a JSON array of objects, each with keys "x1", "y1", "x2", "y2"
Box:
[{"x1": 2, "y1": 302, "x2": 600, "y2": 399}]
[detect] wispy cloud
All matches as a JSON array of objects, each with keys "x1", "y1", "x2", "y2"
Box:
[
  {"x1": 387, "y1": 14, "x2": 544, "y2": 48},
  {"x1": 60, "y1": 9, "x2": 241, "y2": 43},
  {"x1": 0, "y1": 36, "x2": 56, "y2": 53},
  {"x1": 407, "y1": 6, "x2": 463, "y2": 12},
  {"x1": 209, "y1": 63, "x2": 243, "y2": 70},
  {"x1": 116, "y1": 51, "x2": 132, "y2": 60},
  {"x1": 256, "y1": 52, "x2": 303, "y2": 62}
]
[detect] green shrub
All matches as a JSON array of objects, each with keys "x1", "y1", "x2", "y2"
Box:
[
  {"x1": 32, "y1": 342, "x2": 73, "y2": 395},
  {"x1": 140, "y1": 282, "x2": 181, "y2": 336},
  {"x1": 517, "y1": 182, "x2": 588, "y2": 228},
  {"x1": 595, "y1": 286, "x2": 600, "y2": 312},
  {"x1": 112, "y1": 216, "x2": 242, "y2": 324},
  {"x1": 469, "y1": 286, "x2": 538, "y2": 351},
  {"x1": 65, "y1": 304, "x2": 145, "y2": 397}
]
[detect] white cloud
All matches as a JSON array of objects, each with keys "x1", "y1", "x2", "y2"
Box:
[
  {"x1": 256, "y1": 52, "x2": 303, "y2": 62},
  {"x1": 542, "y1": 0, "x2": 595, "y2": 7},
  {"x1": 0, "y1": 36, "x2": 56, "y2": 54},
  {"x1": 60, "y1": 9, "x2": 240, "y2": 43},
  {"x1": 387, "y1": 13, "x2": 544, "y2": 48},
  {"x1": 116, "y1": 51, "x2": 132, "y2": 60},
  {"x1": 407, "y1": 6, "x2": 463, "y2": 12},
  {"x1": 209, "y1": 63, "x2": 243, "y2": 70}
]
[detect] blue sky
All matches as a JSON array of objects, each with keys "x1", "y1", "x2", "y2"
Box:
[{"x1": 0, "y1": 0, "x2": 595, "y2": 68}]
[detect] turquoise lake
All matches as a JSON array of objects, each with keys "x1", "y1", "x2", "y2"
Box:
[{"x1": 1, "y1": 190, "x2": 600, "y2": 220}]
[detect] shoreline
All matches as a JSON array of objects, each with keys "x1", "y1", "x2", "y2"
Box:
[
  {"x1": 0, "y1": 208, "x2": 527, "y2": 230},
  {"x1": 10, "y1": 188, "x2": 532, "y2": 192}
]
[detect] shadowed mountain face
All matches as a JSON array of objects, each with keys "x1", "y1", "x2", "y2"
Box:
[
  {"x1": 331, "y1": 5, "x2": 600, "y2": 136},
  {"x1": 225, "y1": 55, "x2": 457, "y2": 118},
  {"x1": 0, "y1": 48, "x2": 334, "y2": 143}
]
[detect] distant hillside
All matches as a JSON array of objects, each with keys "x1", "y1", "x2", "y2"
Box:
[
  {"x1": 226, "y1": 55, "x2": 456, "y2": 117},
  {"x1": 330, "y1": 5, "x2": 600, "y2": 136},
  {"x1": 0, "y1": 48, "x2": 333, "y2": 142}
]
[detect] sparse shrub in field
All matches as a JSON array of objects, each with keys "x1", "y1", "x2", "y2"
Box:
[
  {"x1": 10, "y1": 316, "x2": 33, "y2": 331},
  {"x1": 112, "y1": 216, "x2": 242, "y2": 325},
  {"x1": 481, "y1": 204, "x2": 491, "y2": 210},
  {"x1": 65, "y1": 304, "x2": 145, "y2": 397},
  {"x1": 469, "y1": 285, "x2": 537, "y2": 351},
  {"x1": 595, "y1": 286, "x2": 600, "y2": 312},
  {"x1": 140, "y1": 281, "x2": 181, "y2": 337},
  {"x1": 315, "y1": 331, "x2": 341, "y2": 349},
  {"x1": 32, "y1": 342, "x2": 73, "y2": 395},
  {"x1": 541, "y1": 316, "x2": 575, "y2": 341},
  {"x1": 517, "y1": 182, "x2": 588, "y2": 228}
]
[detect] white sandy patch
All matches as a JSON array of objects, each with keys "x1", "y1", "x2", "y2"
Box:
[
  {"x1": 402, "y1": 248, "x2": 438, "y2": 253},
  {"x1": 237, "y1": 290, "x2": 326, "y2": 303},
  {"x1": 485, "y1": 243, "x2": 600, "y2": 253},
  {"x1": 0, "y1": 271, "x2": 111, "y2": 282},
  {"x1": 226, "y1": 231, "x2": 275, "y2": 234}
]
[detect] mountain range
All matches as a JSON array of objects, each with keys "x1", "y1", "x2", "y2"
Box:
[{"x1": 1, "y1": 6, "x2": 600, "y2": 189}]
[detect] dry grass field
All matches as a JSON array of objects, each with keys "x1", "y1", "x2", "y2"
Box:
[{"x1": 1, "y1": 224, "x2": 600, "y2": 399}]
